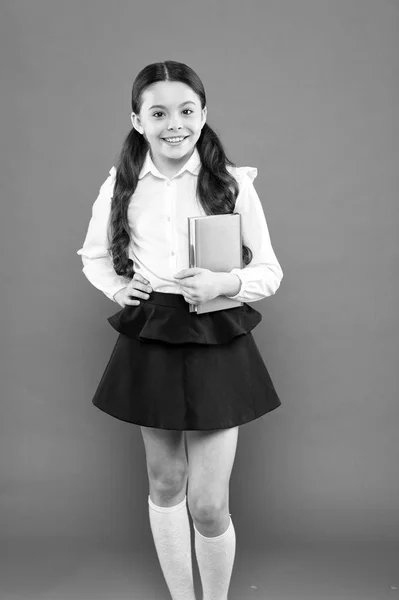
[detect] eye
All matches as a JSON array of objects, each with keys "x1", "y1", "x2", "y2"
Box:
[{"x1": 152, "y1": 109, "x2": 193, "y2": 118}]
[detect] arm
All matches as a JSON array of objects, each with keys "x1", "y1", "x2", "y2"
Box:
[
  {"x1": 217, "y1": 273, "x2": 242, "y2": 297},
  {"x1": 222, "y1": 167, "x2": 283, "y2": 303},
  {"x1": 76, "y1": 168, "x2": 131, "y2": 302}
]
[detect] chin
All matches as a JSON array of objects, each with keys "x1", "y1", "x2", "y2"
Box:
[{"x1": 163, "y1": 143, "x2": 195, "y2": 155}]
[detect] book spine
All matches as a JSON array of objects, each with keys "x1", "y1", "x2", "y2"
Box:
[
  {"x1": 188, "y1": 218, "x2": 197, "y2": 313},
  {"x1": 239, "y1": 212, "x2": 243, "y2": 268}
]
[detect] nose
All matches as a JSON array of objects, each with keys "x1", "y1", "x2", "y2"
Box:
[{"x1": 167, "y1": 115, "x2": 183, "y2": 131}]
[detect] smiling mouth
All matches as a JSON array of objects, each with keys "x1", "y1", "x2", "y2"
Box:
[{"x1": 161, "y1": 135, "x2": 189, "y2": 143}]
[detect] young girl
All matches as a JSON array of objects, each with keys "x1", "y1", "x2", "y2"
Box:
[{"x1": 77, "y1": 60, "x2": 283, "y2": 600}]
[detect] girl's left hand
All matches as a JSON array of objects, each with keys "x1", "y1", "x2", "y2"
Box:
[{"x1": 173, "y1": 268, "x2": 221, "y2": 305}]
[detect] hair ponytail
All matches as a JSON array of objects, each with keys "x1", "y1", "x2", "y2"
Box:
[
  {"x1": 196, "y1": 123, "x2": 253, "y2": 264},
  {"x1": 107, "y1": 127, "x2": 148, "y2": 279}
]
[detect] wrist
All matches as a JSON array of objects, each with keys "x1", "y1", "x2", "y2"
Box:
[
  {"x1": 217, "y1": 272, "x2": 241, "y2": 297},
  {"x1": 113, "y1": 287, "x2": 127, "y2": 305}
]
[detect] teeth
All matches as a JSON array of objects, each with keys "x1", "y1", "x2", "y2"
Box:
[{"x1": 164, "y1": 137, "x2": 185, "y2": 142}]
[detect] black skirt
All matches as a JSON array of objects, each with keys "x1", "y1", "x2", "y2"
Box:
[{"x1": 91, "y1": 291, "x2": 281, "y2": 431}]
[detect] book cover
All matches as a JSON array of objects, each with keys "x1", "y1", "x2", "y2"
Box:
[{"x1": 188, "y1": 213, "x2": 243, "y2": 314}]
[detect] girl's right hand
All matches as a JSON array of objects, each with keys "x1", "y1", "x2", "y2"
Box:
[{"x1": 114, "y1": 273, "x2": 152, "y2": 308}]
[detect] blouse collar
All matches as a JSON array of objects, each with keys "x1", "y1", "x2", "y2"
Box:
[{"x1": 138, "y1": 146, "x2": 201, "y2": 180}]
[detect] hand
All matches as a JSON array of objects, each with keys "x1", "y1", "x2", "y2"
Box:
[
  {"x1": 173, "y1": 268, "x2": 221, "y2": 305},
  {"x1": 114, "y1": 273, "x2": 152, "y2": 308}
]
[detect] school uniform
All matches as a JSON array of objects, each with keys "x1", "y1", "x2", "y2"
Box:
[{"x1": 76, "y1": 147, "x2": 283, "y2": 430}]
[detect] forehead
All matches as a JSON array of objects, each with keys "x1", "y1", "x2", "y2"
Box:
[{"x1": 141, "y1": 81, "x2": 200, "y2": 109}]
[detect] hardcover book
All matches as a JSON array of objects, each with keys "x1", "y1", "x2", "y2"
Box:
[{"x1": 187, "y1": 213, "x2": 243, "y2": 314}]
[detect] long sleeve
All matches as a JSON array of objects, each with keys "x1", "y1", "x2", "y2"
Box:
[
  {"x1": 225, "y1": 167, "x2": 283, "y2": 303},
  {"x1": 76, "y1": 167, "x2": 130, "y2": 302}
]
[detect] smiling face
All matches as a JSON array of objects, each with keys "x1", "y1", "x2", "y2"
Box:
[{"x1": 131, "y1": 80, "x2": 207, "y2": 176}]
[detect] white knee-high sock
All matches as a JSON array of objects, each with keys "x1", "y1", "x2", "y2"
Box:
[
  {"x1": 194, "y1": 516, "x2": 236, "y2": 600},
  {"x1": 148, "y1": 494, "x2": 196, "y2": 600}
]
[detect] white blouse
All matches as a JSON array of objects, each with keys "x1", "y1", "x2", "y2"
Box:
[{"x1": 76, "y1": 147, "x2": 283, "y2": 303}]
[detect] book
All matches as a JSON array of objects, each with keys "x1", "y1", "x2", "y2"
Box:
[{"x1": 187, "y1": 213, "x2": 243, "y2": 314}]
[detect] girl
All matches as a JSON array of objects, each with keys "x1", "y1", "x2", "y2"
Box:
[{"x1": 77, "y1": 60, "x2": 283, "y2": 600}]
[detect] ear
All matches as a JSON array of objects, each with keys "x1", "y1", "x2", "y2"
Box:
[
  {"x1": 131, "y1": 111, "x2": 143, "y2": 134},
  {"x1": 201, "y1": 106, "x2": 207, "y2": 128}
]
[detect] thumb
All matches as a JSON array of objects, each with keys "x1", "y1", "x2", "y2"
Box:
[{"x1": 174, "y1": 267, "x2": 202, "y2": 278}]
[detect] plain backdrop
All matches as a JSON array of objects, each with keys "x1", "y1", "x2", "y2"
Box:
[{"x1": 1, "y1": 0, "x2": 398, "y2": 557}]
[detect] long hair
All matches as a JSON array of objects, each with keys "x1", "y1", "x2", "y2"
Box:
[{"x1": 108, "y1": 60, "x2": 253, "y2": 280}]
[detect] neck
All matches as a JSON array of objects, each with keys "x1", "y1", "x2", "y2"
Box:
[{"x1": 150, "y1": 147, "x2": 195, "y2": 179}]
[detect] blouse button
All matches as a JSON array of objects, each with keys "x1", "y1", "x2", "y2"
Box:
[
  {"x1": 171, "y1": 251, "x2": 175, "y2": 256},
  {"x1": 166, "y1": 181, "x2": 171, "y2": 187},
  {"x1": 167, "y1": 216, "x2": 171, "y2": 222}
]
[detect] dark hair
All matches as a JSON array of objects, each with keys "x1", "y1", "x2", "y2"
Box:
[{"x1": 107, "y1": 60, "x2": 252, "y2": 280}]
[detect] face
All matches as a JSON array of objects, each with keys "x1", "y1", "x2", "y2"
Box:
[{"x1": 131, "y1": 80, "x2": 207, "y2": 171}]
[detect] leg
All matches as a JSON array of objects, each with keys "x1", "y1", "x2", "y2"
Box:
[
  {"x1": 140, "y1": 425, "x2": 188, "y2": 505},
  {"x1": 186, "y1": 426, "x2": 239, "y2": 537},
  {"x1": 186, "y1": 426, "x2": 239, "y2": 600},
  {"x1": 140, "y1": 426, "x2": 195, "y2": 600}
]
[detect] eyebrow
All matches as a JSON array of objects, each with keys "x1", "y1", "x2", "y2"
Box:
[{"x1": 148, "y1": 101, "x2": 196, "y2": 111}]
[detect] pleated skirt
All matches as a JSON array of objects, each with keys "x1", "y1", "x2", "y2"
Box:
[{"x1": 91, "y1": 291, "x2": 281, "y2": 431}]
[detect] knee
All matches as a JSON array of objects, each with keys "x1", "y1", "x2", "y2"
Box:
[
  {"x1": 148, "y1": 462, "x2": 188, "y2": 497},
  {"x1": 188, "y1": 491, "x2": 228, "y2": 524}
]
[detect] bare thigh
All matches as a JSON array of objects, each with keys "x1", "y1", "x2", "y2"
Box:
[
  {"x1": 140, "y1": 426, "x2": 189, "y2": 506},
  {"x1": 186, "y1": 426, "x2": 239, "y2": 519}
]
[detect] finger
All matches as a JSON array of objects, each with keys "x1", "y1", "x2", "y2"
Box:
[
  {"x1": 182, "y1": 293, "x2": 196, "y2": 304},
  {"x1": 130, "y1": 281, "x2": 150, "y2": 293},
  {"x1": 175, "y1": 268, "x2": 203, "y2": 278},
  {"x1": 124, "y1": 298, "x2": 141, "y2": 305},
  {"x1": 133, "y1": 273, "x2": 150, "y2": 285},
  {"x1": 128, "y1": 289, "x2": 151, "y2": 300},
  {"x1": 178, "y1": 278, "x2": 196, "y2": 290},
  {"x1": 180, "y1": 281, "x2": 194, "y2": 290}
]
